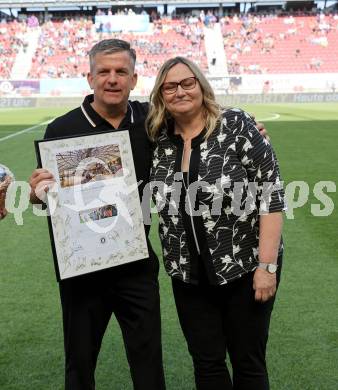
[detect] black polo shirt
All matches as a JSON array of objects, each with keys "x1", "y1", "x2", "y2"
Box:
[{"x1": 44, "y1": 94, "x2": 153, "y2": 237}]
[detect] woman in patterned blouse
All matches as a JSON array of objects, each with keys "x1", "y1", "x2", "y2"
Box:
[{"x1": 146, "y1": 57, "x2": 285, "y2": 390}]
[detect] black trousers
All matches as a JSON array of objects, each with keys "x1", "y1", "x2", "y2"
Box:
[
  {"x1": 172, "y1": 266, "x2": 282, "y2": 390},
  {"x1": 59, "y1": 256, "x2": 165, "y2": 390}
]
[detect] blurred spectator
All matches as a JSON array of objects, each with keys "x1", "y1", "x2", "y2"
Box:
[
  {"x1": 309, "y1": 57, "x2": 323, "y2": 70},
  {"x1": 27, "y1": 14, "x2": 39, "y2": 28}
]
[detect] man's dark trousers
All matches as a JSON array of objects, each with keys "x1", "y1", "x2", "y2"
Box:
[{"x1": 59, "y1": 253, "x2": 165, "y2": 390}]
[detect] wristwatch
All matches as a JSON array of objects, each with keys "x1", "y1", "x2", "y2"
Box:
[{"x1": 257, "y1": 263, "x2": 278, "y2": 274}]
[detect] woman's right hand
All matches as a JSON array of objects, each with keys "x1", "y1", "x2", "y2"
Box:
[{"x1": 253, "y1": 268, "x2": 277, "y2": 303}]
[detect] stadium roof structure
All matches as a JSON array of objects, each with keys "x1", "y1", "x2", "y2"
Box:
[{"x1": 0, "y1": 0, "x2": 300, "y2": 8}]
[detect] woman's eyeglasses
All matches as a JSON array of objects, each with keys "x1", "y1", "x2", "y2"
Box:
[{"x1": 161, "y1": 77, "x2": 197, "y2": 95}]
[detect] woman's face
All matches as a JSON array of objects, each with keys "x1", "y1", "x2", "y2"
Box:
[{"x1": 161, "y1": 63, "x2": 203, "y2": 119}]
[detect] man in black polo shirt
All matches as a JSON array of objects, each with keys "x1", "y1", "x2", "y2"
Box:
[{"x1": 29, "y1": 39, "x2": 165, "y2": 390}]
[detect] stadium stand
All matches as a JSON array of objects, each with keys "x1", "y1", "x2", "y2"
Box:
[
  {"x1": 28, "y1": 18, "x2": 96, "y2": 78},
  {"x1": 1, "y1": 11, "x2": 338, "y2": 79},
  {"x1": 117, "y1": 18, "x2": 207, "y2": 76},
  {"x1": 222, "y1": 13, "x2": 338, "y2": 74},
  {"x1": 0, "y1": 20, "x2": 28, "y2": 78},
  {"x1": 27, "y1": 17, "x2": 207, "y2": 78}
]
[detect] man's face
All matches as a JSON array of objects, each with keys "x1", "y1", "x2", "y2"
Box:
[{"x1": 87, "y1": 51, "x2": 137, "y2": 111}]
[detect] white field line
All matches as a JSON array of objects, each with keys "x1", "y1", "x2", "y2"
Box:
[
  {"x1": 257, "y1": 113, "x2": 280, "y2": 121},
  {"x1": 0, "y1": 119, "x2": 52, "y2": 142}
]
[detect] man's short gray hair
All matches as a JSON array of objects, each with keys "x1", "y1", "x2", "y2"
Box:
[{"x1": 88, "y1": 39, "x2": 136, "y2": 71}]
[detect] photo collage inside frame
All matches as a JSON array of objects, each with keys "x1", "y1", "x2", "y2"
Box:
[{"x1": 55, "y1": 144, "x2": 123, "y2": 189}]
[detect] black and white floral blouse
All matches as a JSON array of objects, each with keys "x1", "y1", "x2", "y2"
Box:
[{"x1": 150, "y1": 108, "x2": 285, "y2": 285}]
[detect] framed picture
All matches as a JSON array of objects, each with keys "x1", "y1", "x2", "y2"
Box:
[{"x1": 35, "y1": 130, "x2": 148, "y2": 280}]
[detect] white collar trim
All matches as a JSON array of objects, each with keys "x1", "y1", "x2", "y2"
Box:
[
  {"x1": 128, "y1": 102, "x2": 134, "y2": 124},
  {"x1": 81, "y1": 101, "x2": 134, "y2": 127},
  {"x1": 81, "y1": 103, "x2": 96, "y2": 127}
]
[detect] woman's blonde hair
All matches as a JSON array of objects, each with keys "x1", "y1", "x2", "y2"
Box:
[{"x1": 146, "y1": 57, "x2": 221, "y2": 141}]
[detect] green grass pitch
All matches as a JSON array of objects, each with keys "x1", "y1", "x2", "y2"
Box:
[{"x1": 0, "y1": 103, "x2": 337, "y2": 389}]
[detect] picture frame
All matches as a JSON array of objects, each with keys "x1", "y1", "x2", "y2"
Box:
[{"x1": 35, "y1": 130, "x2": 149, "y2": 280}]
